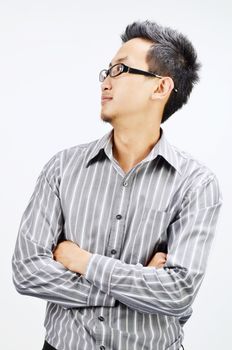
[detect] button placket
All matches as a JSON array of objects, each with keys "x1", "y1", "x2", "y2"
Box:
[{"x1": 106, "y1": 172, "x2": 135, "y2": 257}]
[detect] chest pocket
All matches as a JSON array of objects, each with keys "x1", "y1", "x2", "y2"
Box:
[{"x1": 135, "y1": 208, "x2": 173, "y2": 265}]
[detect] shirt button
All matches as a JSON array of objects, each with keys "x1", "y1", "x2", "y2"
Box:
[
  {"x1": 111, "y1": 249, "x2": 117, "y2": 255},
  {"x1": 100, "y1": 346, "x2": 105, "y2": 350},
  {"x1": 98, "y1": 316, "x2": 105, "y2": 321},
  {"x1": 116, "y1": 214, "x2": 122, "y2": 219},
  {"x1": 123, "y1": 181, "x2": 128, "y2": 187}
]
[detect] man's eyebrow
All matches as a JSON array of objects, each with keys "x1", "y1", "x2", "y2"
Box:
[{"x1": 109, "y1": 56, "x2": 128, "y2": 67}]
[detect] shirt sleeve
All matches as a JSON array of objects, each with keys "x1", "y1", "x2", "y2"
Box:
[
  {"x1": 11, "y1": 153, "x2": 115, "y2": 309},
  {"x1": 84, "y1": 175, "x2": 222, "y2": 317}
]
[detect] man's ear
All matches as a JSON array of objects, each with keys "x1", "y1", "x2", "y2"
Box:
[{"x1": 151, "y1": 77, "x2": 174, "y2": 100}]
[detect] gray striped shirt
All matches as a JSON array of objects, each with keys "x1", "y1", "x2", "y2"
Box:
[{"x1": 12, "y1": 127, "x2": 222, "y2": 350}]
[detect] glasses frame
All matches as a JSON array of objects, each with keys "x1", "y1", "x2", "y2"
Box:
[{"x1": 99, "y1": 63, "x2": 178, "y2": 93}]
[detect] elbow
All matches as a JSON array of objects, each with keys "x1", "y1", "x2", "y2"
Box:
[
  {"x1": 151, "y1": 278, "x2": 196, "y2": 317},
  {"x1": 159, "y1": 268, "x2": 200, "y2": 317},
  {"x1": 170, "y1": 297, "x2": 193, "y2": 318},
  {"x1": 12, "y1": 269, "x2": 40, "y2": 298},
  {"x1": 12, "y1": 277, "x2": 27, "y2": 295},
  {"x1": 12, "y1": 267, "x2": 28, "y2": 296},
  {"x1": 164, "y1": 284, "x2": 195, "y2": 318},
  {"x1": 11, "y1": 257, "x2": 33, "y2": 296},
  {"x1": 11, "y1": 266, "x2": 27, "y2": 295},
  {"x1": 142, "y1": 266, "x2": 201, "y2": 317},
  {"x1": 151, "y1": 295, "x2": 193, "y2": 318}
]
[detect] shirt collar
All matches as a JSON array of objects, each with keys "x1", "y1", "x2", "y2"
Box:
[{"x1": 85, "y1": 128, "x2": 181, "y2": 175}]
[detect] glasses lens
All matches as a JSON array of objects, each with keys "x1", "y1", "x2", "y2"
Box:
[
  {"x1": 99, "y1": 69, "x2": 108, "y2": 82},
  {"x1": 110, "y1": 64, "x2": 123, "y2": 77}
]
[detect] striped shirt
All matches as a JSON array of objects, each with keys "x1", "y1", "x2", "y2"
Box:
[{"x1": 12, "y1": 127, "x2": 222, "y2": 350}]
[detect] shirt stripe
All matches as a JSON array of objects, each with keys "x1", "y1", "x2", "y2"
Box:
[{"x1": 12, "y1": 127, "x2": 222, "y2": 350}]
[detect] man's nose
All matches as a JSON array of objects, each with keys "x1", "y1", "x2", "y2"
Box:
[{"x1": 101, "y1": 75, "x2": 112, "y2": 91}]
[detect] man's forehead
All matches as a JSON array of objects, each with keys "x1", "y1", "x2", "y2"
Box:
[
  {"x1": 109, "y1": 56, "x2": 129, "y2": 67},
  {"x1": 109, "y1": 39, "x2": 153, "y2": 67}
]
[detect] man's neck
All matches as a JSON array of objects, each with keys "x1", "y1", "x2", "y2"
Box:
[{"x1": 112, "y1": 126, "x2": 161, "y2": 173}]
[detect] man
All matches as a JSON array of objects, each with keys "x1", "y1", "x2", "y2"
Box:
[{"x1": 12, "y1": 20, "x2": 222, "y2": 350}]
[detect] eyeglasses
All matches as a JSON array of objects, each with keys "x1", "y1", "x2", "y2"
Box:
[{"x1": 99, "y1": 63, "x2": 178, "y2": 93}]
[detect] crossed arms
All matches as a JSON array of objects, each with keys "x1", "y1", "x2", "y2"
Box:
[
  {"x1": 52, "y1": 240, "x2": 167, "y2": 275},
  {"x1": 12, "y1": 165, "x2": 222, "y2": 317}
]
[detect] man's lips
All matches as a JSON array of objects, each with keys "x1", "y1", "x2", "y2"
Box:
[{"x1": 101, "y1": 96, "x2": 113, "y2": 104}]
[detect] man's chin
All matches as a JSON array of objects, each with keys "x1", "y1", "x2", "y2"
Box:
[{"x1": 100, "y1": 113, "x2": 114, "y2": 123}]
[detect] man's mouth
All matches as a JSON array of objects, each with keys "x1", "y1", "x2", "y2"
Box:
[{"x1": 101, "y1": 96, "x2": 113, "y2": 104}]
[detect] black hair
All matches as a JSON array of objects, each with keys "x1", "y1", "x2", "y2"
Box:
[{"x1": 121, "y1": 20, "x2": 201, "y2": 123}]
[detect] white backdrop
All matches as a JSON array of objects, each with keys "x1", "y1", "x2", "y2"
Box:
[{"x1": 0, "y1": 1, "x2": 231, "y2": 349}]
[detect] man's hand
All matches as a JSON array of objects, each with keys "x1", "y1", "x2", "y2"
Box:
[
  {"x1": 147, "y1": 252, "x2": 167, "y2": 269},
  {"x1": 53, "y1": 240, "x2": 92, "y2": 275}
]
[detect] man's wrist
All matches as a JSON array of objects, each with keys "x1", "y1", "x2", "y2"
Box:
[{"x1": 71, "y1": 248, "x2": 93, "y2": 275}]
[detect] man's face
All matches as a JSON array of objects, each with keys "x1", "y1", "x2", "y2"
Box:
[{"x1": 100, "y1": 38, "x2": 157, "y2": 125}]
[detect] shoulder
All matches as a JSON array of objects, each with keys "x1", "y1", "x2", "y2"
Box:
[
  {"x1": 171, "y1": 144, "x2": 222, "y2": 204},
  {"x1": 38, "y1": 137, "x2": 99, "y2": 191},
  {"x1": 173, "y1": 144, "x2": 217, "y2": 185},
  {"x1": 43, "y1": 138, "x2": 99, "y2": 173}
]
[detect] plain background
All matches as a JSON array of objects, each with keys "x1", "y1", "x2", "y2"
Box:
[{"x1": 1, "y1": 1, "x2": 231, "y2": 349}]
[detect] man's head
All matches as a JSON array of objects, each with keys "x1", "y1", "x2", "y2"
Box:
[{"x1": 100, "y1": 20, "x2": 201, "y2": 125}]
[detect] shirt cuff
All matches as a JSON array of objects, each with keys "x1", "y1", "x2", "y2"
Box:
[{"x1": 84, "y1": 253, "x2": 119, "y2": 295}]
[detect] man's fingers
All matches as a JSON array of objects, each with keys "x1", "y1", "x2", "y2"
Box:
[
  {"x1": 157, "y1": 252, "x2": 167, "y2": 260},
  {"x1": 147, "y1": 252, "x2": 168, "y2": 268}
]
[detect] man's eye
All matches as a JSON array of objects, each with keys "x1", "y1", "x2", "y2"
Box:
[
  {"x1": 116, "y1": 65, "x2": 121, "y2": 71},
  {"x1": 111, "y1": 66, "x2": 120, "y2": 75}
]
